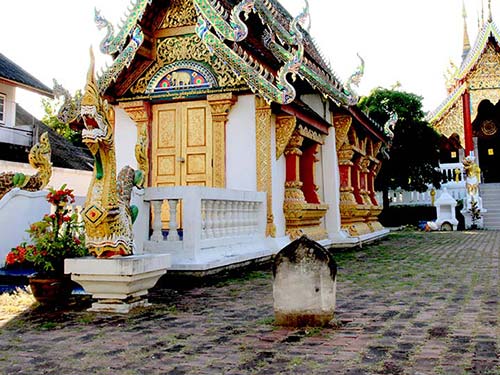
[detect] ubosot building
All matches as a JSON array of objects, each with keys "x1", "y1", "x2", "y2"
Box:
[{"x1": 64, "y1": 0, "x2": 389, "y2": 270}]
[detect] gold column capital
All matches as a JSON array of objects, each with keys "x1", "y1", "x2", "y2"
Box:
[
  {"x1": 332, "y1": 114, "x2": 352, "y2": 150},
  {"x1": 276, "y1": 114, "x2": 297, "y2": 159},
  {"x1": 119, "y1": 100, "x2": 150, "y2": 123},
  {"x1": 207, "y1": 93, "x2": 236, "y2": 118}
]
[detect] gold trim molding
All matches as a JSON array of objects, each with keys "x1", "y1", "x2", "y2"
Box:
[
  {"x1": 297, "y1": 124, "x2": 324, "y2": 144},
  {"x1": 119, "y1": 100, "x2": 151, "y2": 187},
  {"x1": 255, "y1": 96, "x2": 276, "y2": 237},
  {"x1": 208, "y1": 93, "x2": 236, "y2": 188}
]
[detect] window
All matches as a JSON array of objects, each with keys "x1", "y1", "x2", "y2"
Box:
[{"x1": 0, "y1": 93, "x2": 5, "y2": 124}]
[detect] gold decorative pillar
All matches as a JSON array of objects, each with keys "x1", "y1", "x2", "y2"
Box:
[
  {"x1": 283, "y1": 130, "x2": 328, "y2": 240},
  {"x1": 207, "y1": 93, "x2": 236, "y2": 188},
  {"x1": 358, "y1": 156, "x2": 372, "y2": 206},
  {"x1": 255, "y1": 96, "x2": 276, "y2": 237},
  {"x1": 119, "y1": 100, "x2": 151, "y2": 187},
  {"x1": 283, "y1": 130, "x2": 307, "y2": 238}
]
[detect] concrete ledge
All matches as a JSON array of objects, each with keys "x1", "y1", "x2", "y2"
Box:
[{"x1": 65, "y1": 254, "x2": 170, "y2": 313}]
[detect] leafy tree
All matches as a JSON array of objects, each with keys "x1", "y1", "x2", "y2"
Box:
[
  {"x1": 41, "y1": 97, "x2": 82, "y2": 146},
  {"x1": 359, "y1": 88, "x2": 443, "y2": 208}
]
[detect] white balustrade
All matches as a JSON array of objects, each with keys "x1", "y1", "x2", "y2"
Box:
[{"x1": 143, "y1": 187, "x2": 267, "y2": 262}]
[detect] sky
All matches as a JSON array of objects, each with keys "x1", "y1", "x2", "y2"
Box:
[{"x1": 1, "y1": 0, "x2": 495, "y2": 119}]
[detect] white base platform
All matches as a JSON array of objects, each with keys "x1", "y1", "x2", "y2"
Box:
[{"x1": 65, "y1": 254, "x2": 171, "y2": 313}]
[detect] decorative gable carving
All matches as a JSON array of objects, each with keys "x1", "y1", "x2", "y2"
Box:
[
  {"x1": 469, "y1": 44, "x2": 500, "y2": 90},
  {"x1": 130, "y1": 34, "x2": 243, "y2": 95},
  {"x1": 161, "y1": 0, "x2": 197, "y2": 28}
]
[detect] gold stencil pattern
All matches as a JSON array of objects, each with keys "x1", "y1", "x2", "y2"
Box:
[
  {"x1": 255, "y1": 96, "x2": 276, "y2": 237},
  {"x1": 161, "y1": 0, "x2": 197, "y2": 28},
  {"x1": 275, "y1": 115, "x2": 296, "y2": 160},
  {"x1": 208, "y1": 93, "x2": 236, "y2": 188}
]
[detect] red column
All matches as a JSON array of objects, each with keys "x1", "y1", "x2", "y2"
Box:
[{"x1": 462, "y1": 89, "x2": 473, "y2": 155}]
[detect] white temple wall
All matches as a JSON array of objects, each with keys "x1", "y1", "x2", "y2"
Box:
[
  {"x1": 300, "y1": 94, "x2": 328, "y2": 119},
  {"x1": 226, "y1": 94, "x2": 257, "y2": 191},
  {"x1": 113, "y1": 106, "x2": 138, "y2": 172},
  {"x1": 321, "y1": 123, "x2": 346, "y2": 240}
]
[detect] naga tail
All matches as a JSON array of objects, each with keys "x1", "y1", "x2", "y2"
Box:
[{"x1": 117, "y1": 165, "x2": 136, "y2": 206}]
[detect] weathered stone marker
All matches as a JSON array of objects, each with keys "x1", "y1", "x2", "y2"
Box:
[{"x1": 273, "y1": 236, "x2": 337, "y2": 327}]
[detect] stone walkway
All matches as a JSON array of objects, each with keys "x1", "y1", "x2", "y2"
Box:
[{"x1": 0, "y1": 231, "x2": 498, "y2": 374}]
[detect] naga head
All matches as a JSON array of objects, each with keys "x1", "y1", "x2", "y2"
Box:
[{"x1": 81, "y1": 48, "x2": 114, "y2": 155}]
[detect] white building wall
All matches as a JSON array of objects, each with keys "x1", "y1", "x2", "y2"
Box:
[
  {"x1": 113, "y1": 106, "x2": 138, "y2": 172},
  {"x1": 226, "y1": 94, "x2": 257, "y2": 191},
  {"x1": 0, "y1": 83, "x2": 29, "y2": 145},
  {"x1": 0, "y1": 160, "x2": 92, "y2": 196},
  {"x1": 0, "y1": 83, "x2": 16, "y2": 128}
]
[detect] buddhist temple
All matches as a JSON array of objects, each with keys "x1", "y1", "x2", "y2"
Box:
[
  {"x1": 429, "y1": 1, "x2": 500, "y2": 183},
  {"x1": 61, "y1": 0, "x2": 389, "y2": 270}
]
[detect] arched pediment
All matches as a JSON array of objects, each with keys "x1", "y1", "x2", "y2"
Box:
[{"x1": 146, "y1": 61, "x2": 218, "y2": 94}]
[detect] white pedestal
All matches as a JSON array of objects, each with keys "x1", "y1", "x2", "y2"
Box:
[{"x1": 65, "y1": 254, "x2": 171, "y2": 313}]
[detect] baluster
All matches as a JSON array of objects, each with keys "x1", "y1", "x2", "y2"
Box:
[
  {"x1": 227, "y1": 201, "x2": 234, "y2": 237},
  {"x1": 236, "y1": 201, "x2": 245, "y2": 236},
  {"x1": 221, "y1": 200, "x2": 230, "y2": 238},
  {"x1": 150, "y1": 200, "x2": 164, "y2": 242},
  {"x1": 201, "y1": 200, "x2": 207, "y2": 239},
  {"x1": 250, "y1": 202, "x2": 259, "y2": 234},
  {"x1": 243, "y1": 201, "x2": 252, "y2": 236},
  {"x1": 167, "y1": 199, "x2": 180, "y2": 241},
  {"x1": 234, "y1": 201, "x2": 242, "y2": 237},
  {"x1": 213, "y1": 200, "x2": 223, "y2": 238},
  {"x1": 205, "y1": 200, "x2": 214, "y2": 239}
]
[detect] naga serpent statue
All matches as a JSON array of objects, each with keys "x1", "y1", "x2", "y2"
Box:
[
  {"x1": 79, "y1": 50, "x2": 142, "y2": 258},
  {"x1": 0, "y1": 132, "x2": 52, "y2": 200}
]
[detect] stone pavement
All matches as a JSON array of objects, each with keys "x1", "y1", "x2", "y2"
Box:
[{"x1": 0, "y1": 231, "x2": 498, "y2": 374}]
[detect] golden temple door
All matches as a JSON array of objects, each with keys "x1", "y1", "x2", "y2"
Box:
[
  {"x1": 152, "y1": 101, "x2": 213, "y2": 187},
  {"x1": 152, "y1": 101, "x2": 213, "y2": 229}
]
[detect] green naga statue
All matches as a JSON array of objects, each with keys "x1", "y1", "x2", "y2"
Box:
[{"x1": 0, "y1": 132, "x2": 52, "y2": 200}]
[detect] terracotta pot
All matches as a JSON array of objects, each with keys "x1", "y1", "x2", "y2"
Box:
[{"x1": 28, "y1": 276, "x2": 73, "y2": 305}]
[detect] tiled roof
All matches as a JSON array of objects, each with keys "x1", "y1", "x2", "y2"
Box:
[
  {"x1": 0, "y1": 53, "x2": 53, "y2": 97},
  {"x1": 429, "y1": 20, "x2": 500, "y2": 123},
  {"x1": 15, "y1": 104, "x2": 93, "y2": 171}
]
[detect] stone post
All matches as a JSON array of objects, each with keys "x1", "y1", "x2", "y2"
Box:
[{"x1": 273, "y1": 236, "x2": 337, "y2": 327}]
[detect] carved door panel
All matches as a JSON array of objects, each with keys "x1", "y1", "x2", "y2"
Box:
[
  {"x1": 152, "y1": 104, "x2": 182, "y2": 187},
  {"x1": 183, "y1": 102, "x2": 213, "y2": 186}
]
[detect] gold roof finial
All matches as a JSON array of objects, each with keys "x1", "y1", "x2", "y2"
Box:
[
  {"x1": 482, "y1": 0, "x2": 485, "y2": 25},
  {"x1": 488, "y1": 0, "x2": 493, "y2": 22},
  {"x1": 462, "y1": 1, "x2": 471, "y2": 61}
]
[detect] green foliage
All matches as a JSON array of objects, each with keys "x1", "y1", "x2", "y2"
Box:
[
  {"x1": 41, "y1": 97, "x2": 82, "y2": 145},
  {"x1": 4, "y1": 185, "x2": 88, "y2": 277},
  {"x1": 359, "y1": 88, "x2": 443, "y2": 193}
]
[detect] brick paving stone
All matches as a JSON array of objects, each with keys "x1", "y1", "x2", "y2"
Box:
[{"x1": 1, "y1": 230, "x2": 499, "y2": 374}]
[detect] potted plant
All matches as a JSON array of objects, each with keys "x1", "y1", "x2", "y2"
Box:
[{"x1": 4, "y1": 185, "x2": 88, "y2": 304}]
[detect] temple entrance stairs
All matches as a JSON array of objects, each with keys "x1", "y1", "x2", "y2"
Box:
[{"x1": 481, "y1": 183, "x2": 500, "y2": 230}]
